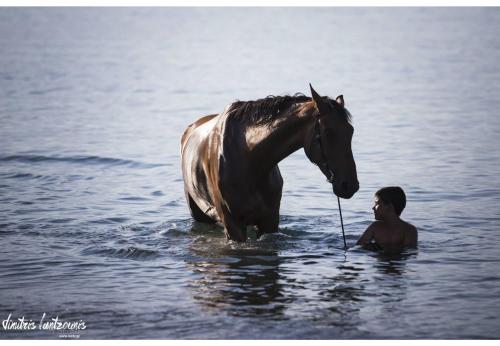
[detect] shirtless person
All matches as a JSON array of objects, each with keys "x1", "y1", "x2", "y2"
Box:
[{"x1": 357, "y1": 186, "x2": 417, "y2": 253}]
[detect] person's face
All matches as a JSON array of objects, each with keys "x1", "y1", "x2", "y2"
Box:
[{"x1": 372, "y1": 195, "x2": 390, "y2": 221}]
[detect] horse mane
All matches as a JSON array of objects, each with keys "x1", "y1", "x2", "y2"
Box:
[
  {"x1": 227, "y1": 93, "x2": 351, "y2": 125},
  {"x1": 227, "y1": 94, "x2": 309, "y2": 125}
]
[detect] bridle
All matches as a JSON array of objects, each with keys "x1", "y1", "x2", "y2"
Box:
[
  {"x1": 312, "y1": 117, "x2": 335, "y2": 184},
  {"x1": 309, "y1": 115, "x2": 348, "y2": 250}
]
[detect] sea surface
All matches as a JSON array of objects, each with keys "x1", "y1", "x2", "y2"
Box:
[{"x1": 1, "y1": 8, "x2": 500, "y2": 339}]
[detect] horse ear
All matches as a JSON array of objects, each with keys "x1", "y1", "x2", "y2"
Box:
[
  {"x1": 336, "y1": 95, "x2": 345, "y2": 107},
  {"x1": 309, "y1": 83, "x2": 329, "y2": 115}
]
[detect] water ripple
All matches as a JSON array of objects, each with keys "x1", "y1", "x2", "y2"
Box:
[
  {"x1": 81, "y1": 245, "x2": 159, "y2": 260},
  {"x1": 0, "y1": 154, "x2": 167, "y2": 169}
]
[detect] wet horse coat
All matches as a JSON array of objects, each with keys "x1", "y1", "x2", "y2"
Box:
[{"x1": 181, "y1": 85, "x2": 359, "y2": 242}]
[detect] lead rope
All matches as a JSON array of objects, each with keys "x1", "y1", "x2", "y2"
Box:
[
  {"x1": 314, "y1": 119, "x2": 347, "y2": 250},
  {"x1": 337, "y1": 194, "x2": 347, "y2": 249}
]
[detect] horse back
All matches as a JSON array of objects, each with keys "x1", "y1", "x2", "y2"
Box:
[{"x1": 181, "y1": 113, "x2": 219, "y2": 151}]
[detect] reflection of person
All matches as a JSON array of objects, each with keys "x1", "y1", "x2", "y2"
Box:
[{"x1": 357, "y1": 186, "x2": 417, "y2": 253}]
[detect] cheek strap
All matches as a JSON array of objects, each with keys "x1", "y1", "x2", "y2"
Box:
[
  {"x1": 310, "y1": 118, "x2": 335, "y2": 184},
  {"x1": 306, "y1": 118, "x2": 347, "y2": 249}
]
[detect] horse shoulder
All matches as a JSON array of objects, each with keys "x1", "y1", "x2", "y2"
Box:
[{"x1": 217, "y1": 113, "x2": 246, "y2": 165}]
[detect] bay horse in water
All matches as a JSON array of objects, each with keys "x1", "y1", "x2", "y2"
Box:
[{"x1": 181, "y1": 84, "x2": 359, "y2": 242}]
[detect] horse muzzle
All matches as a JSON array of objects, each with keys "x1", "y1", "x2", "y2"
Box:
[{"x1": 333, "y1": 180, "x2": 359, "y2": 199}]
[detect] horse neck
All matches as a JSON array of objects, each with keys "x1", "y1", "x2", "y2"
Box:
[{"x1": 245, "y1": 102, "x2": 315, "y2": 177}]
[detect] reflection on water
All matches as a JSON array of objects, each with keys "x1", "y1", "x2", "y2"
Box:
[
  {"x1": 187, "y1": 223, "x2": 287, "y2": 318},
  {"x1": 314, "y1": 262, "x2": 365, "y2": 333},
  {"x1": 375, "y1": 250, "x2": 415, "y2": 276},
  {"x1": 187, "y1": 252, "x2": 286, "y2": 318},
  {"x1": 186, "y1": 222, "x2": 377, "y2": 330}
]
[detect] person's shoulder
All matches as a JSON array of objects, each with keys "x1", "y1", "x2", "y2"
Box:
[
  {"x1": 401, "y1": 220, "x2": 418, "y2": 246},
  {"x1": 367, "y1": 220, "x2": 386, "y2": 233},
  {"x1": 402, "y1": 220, "x2": 417, "y2": 233},
  {"x1": 370, "y1": 220, "x2": 386, "y2": 228}
]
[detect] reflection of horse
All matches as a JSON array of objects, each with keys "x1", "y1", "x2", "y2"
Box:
[
  {"x1": 187, "y1": 247, "x2": 285, "y2": 318},
  {"x1": 181, "y1": 85, "x2": 359, "y2": 242}
]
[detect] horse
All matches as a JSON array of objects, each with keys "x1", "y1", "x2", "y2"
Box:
[{"x1": 181, "y1": 84, "x2": 359, "y2": 242}]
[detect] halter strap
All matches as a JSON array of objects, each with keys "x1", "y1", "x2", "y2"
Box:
[
  {"x1": 313, "y1": 118, "x2": 335, "y2": 184},
  {"x1": 312, "y1": 118, "x2": 348, "y2": 250}
]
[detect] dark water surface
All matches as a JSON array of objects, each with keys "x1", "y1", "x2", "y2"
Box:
[{"x1": 1, "y1": 8, "x2": 500, "y2": 339}]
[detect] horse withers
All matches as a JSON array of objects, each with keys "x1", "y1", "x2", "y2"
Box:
[{"x1": 180, "y1": 84, "x2": 359, "y2": 242}]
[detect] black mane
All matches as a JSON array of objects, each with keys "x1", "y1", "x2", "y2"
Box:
[
  {"x1": 227, "y1": 94, "x2": 310, "y2": 125},
  {"x1": 227, "y1": 94, "x2": 351, "y2": 125}
]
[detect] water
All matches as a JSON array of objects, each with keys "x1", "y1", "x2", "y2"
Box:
[{"x1": 1, "y1": 8, "x2": 500, "y2": 339}]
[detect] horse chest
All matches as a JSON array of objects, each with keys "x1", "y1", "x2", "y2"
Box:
[
  {"x1": 219, "y1": 171, "x2": 281, "y2": 224},
  {"x1": 232, "y1": 191, "x2": 267, "y2": 224}
]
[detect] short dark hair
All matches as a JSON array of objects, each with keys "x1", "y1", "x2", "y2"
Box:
[{"x1": 376, "y1": 186, "x2": 406, "y2": 216}]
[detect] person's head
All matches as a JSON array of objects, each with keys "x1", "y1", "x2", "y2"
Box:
[{"x1": 372, "y1": 186, "x2": 406, "y2": 220}]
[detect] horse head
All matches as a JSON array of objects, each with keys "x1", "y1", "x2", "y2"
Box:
[{"x1": 304, "y1": 84, "x2": 359, "y2": 199}]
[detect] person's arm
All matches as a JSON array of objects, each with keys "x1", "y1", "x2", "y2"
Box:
[{"x1": 356, "y1": 223, "x2": 377, "y2": 246}]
